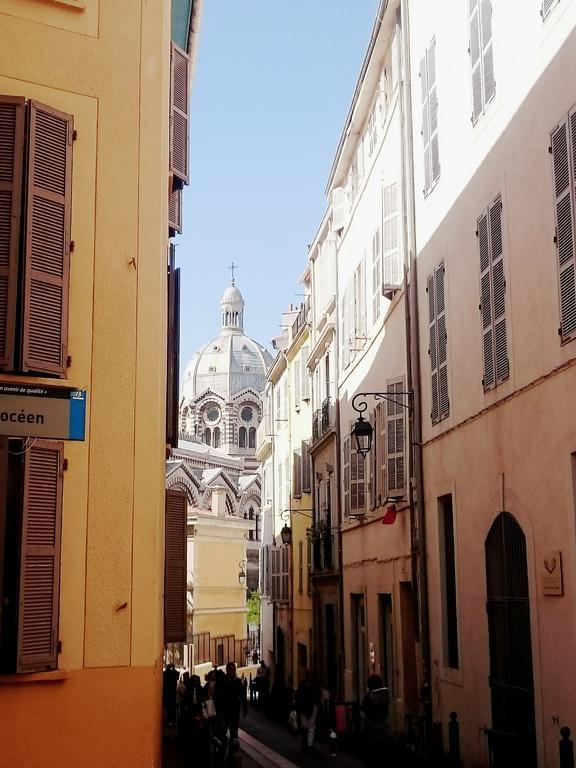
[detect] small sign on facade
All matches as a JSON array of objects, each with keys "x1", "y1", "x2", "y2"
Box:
[
  {"x1": 542, "y1": 550, "x2": 563, "y2": 596},
  {"x1": 0, "y1": 383, "x2": 86, "y2": 440}
]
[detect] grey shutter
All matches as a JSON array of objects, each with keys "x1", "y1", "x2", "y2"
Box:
[
  {"x1": 478, "y1": 212, "x2": 495, "y2": 387},
  {"x1": 17, "y1": 440, "x2": 64, "y2": 672},
  {"x1": 436, "y1": 264, "x2": 449, "y2": 417},
  {"x1": 490, "y1": 198, "x2": 508, "y2": 382},
  {"x1": 372, "y1": 228, "x2": 381, "y2": 321},
  {"x1": 293, "y1": 450, "x2": 302, "y2": 499},
  {"x1": 386, "y1": 381, "x2": 406, "y2": 497},
  {"x1": 343, "y1": 435, "x2": 350, "y2": 516},
  {"x1": 427, "y1": 39, "x2": 440, "y2": 186},
  {"x1": 22, "y1": 102, "x2": 73, "y2": 376},
  {"x1": 168, "y1": 186, "x2": 182, "y2": 235},
  {"x1": 480, "y1": 0, "x2": 495, "y2": 106},
  {"x1": 542, "y1": 0, "x2": 559, "y2": 19},
  {"x1": 281, "y1": 546, "x2": 289, "y2": 601},
  {"x1": 469, "y1": 0, "x2": 483, "y2": 123},
  {"x1": 551, "y1": 118, "x2": 576, "y2": 341},
  {"x1": 383, "y1": 184, "x2": 400, "y2": 289},
  {"x1": 0, "y1": 97, "x2": 24, "y2": 371},
  {"x1": 164, "y1": 489, "x2": 187, "y2": 643},
  {"x1": 302, "y1": 440, "x2": 311, "y2": 493},
  {"x1": 170, "y1": 43, "x2": 190, "y2": 186},
  {"x1": 420, "y1": 55, "x2": 431, "y2": 193},
  {"x1": 428, "y1": 272, "x2": 439, "y2": 422}
]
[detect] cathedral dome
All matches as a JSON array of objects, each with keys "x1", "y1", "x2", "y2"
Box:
[{"x1": 181, "y1": 282, "x2": 273, "y2": 403}]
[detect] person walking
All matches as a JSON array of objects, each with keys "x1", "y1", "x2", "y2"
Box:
[
  {"x1": 162, "y1": 663, "x2": 179, "y2": 727},
  {"x1": 360, "y1": 674, "x2": 390, "y2": 767},
  {"x1": 219, "y1": 661, "x2": 248, "y2": 755},
  {"x1": 294, "y1": 668, "x2": 322, "y2": 752}
]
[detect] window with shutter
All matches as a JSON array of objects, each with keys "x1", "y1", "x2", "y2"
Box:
[
  {"x1": 0, "y1": 97, "x2": 73, "y2": 377},
  {"x1": 331, "y1": 187, "x2": 347, "y2": 232},
  {"x1": 302, "y1": 440, "x2": 311, "y2": 494},
  {"x1": 478, "y1": 195, "x2": 509, "y2": 388},
  {"x1": 374, "y1": 401, "x2": 387, "y2": 506},
  {"x1": 469, "y1": 0, "x2": 496, "y2": 125},
  {"x1": 281, "y1": 546, "x2": 289, "y2": 602},
  {"x1": 372, "y1": 228, "x2": 381, "y2": 322},
  {"x1": 420, "y1": 39, "x2": 440, "y2": 195},
  {"x1": 301, "y1": 346, "x2": 310, "y2": 400},
  {"x1": 170, "y1": 43, "x2": 190, "y2": 186},
  {"x1": 294, "y1": 360, "x2": 301, "y2": 405},
  {"x1": 343, "y1": 435, "x2": 350, "y2": 517},
  {"x1": 383, "y1": 183, "x2": 400, "y2": 292},
  {"x1": 293, "y1": 450, "x2": 302, "y2": 499},
  {"x1": 428, "y1": 263, "x2": 450, "y2": 423},
  {"x1": 164, "y1": 489, "x2": 187, "y2": 644},
  {"x1": 166, "y1": 247, "x2": 180, "y2": 448},
  {"x1": 541, "y1": 0, "x2": 561, "y2": 20},
  {"x1": 551, "y1": 113, "x2": 576, "y2": 343},
  {"x1": 385, "y1": 381, "x2": 406, "y2": 498},
  {"x1": 168, "y1": 185, "x2": 182, "y2": 235},
  {"x1": 350, "y1": 436, "x2": 366, "y2": 515}
]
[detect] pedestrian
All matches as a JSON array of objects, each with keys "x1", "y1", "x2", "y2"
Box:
[
  {"x1": 162, "y1": 662, "x2": 179, "y2": 727},
  {"x1": 176, "y1": 670, "x2": 189, "y2": 736},
  {"x1": 182, "y1": 673, "x2": 207, "y2": 763},
  {"x1": 219, "y1": 661, "x2": 248, "y2": 755},
  {"x1": 294, "y1": 668, "x2": 322, "y2": 752},
  {"x1": 360, "y1": 674, "x2": 390, "y2": 767},
  {"x1": 255, "y1": 659, "x2": 270, "y2": 706}
]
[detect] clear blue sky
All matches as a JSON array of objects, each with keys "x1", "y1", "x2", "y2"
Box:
[{"x1": 176, "y1": 1, "x2": 380, "y2": 370}]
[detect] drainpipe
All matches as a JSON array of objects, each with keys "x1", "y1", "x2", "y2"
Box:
[{"x1": 399, "y1": 0, "x2": 432, "y2": 739}]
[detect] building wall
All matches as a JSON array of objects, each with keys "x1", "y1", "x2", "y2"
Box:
[{"x1": 0, "y1": 1, "x2": 170, "y2": 765}]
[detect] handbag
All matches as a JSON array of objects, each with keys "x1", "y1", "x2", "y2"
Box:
[
  {"x1": 288, "y1": 709, "x2": 299, "y2": 732},
  {"x1": 204, "y1": 698, "x2": 217, "y2": 718}
]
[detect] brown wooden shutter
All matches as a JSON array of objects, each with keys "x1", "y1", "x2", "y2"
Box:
[
  {"x1": 0, "y1": 97, "x2": 25, "y2": 371},
  {"x1": 386, "y1": 381, "x2": 406, "y2": 498},
  {"x1": 166, "y1": 251, "x2": 181, "y2": 449},
  {"x1": 168, "y1": 185, "x2": 182, "y2": 235},
  {"x1": 22, "y1": 102, "x2": 72, "y2": 376},
  {"x1": 164, "y1": 488, "x2": 187, "y2": 643},
  {"x1": 170, "y1": 43, "x2": 190, "y2": 186},
  {"x1": 17, "y1": 440, "x2": 63, "y2": 673},
  {"x1": 301, "y1": 439, "x2": 311, "y2": 493}
]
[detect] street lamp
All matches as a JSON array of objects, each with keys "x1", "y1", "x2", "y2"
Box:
[
  {"x1": 238, "y1": 560, "x2": 247, "y2": 586},
  {"x1": 280, "y1": 523, "x2": 292, "y2": 545},
  {"x1": 351, "y1": 390, "x2": 413, "y2": 458}
]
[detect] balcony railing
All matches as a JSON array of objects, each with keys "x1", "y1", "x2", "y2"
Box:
[
  {"x1": 291, "y1": 297, "x2": 310, "y2": 340},
  {"x1": 310, "y1": 524, "x2": 337, "y2": 573},
  {"x1": 312, "y1": 397, "x2": 334, "y2": 444}
]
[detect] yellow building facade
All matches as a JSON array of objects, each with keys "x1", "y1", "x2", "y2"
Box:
[{"x1": 0, "y1": 1, "x2": 201, "y2": 765}]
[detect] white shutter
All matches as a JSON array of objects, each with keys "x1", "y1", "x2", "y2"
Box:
[
  {"x1": 341, "y1": 287, "x2": 349, "y2": 369},
  {"x1": 383, "y1": 183, "x2": 400, "y2": 289},
  {"x1": 332, "y1": 186, "x2": 346, "y2": 231},
  {"x1": 294, "y1": 359, "x2": 301, "y2": 404},
  {"x1": 470, "y1": 0, "x2": 495, "y2": 123},
  {"x1": 347, "y1": 278, "x2": 355, "y2": 361},
  {"x1": 428, "y1": 264, "x2": 449, "y2": 422},
  {"x1": 542, "y1": 0, "x2": 560, "y2": 20},
  {"x1": 480, "y1": 0, "x2": 495, "y2": 106},
  {"x1": 551, "y1": 117, "x2": 576, "y2": 341},
  {"x1": 420, "y1": 55, "x2": 431, "y2": 194},
  {"x1": 343, "y1": 435, "x2": 350, "y2": 516},
  {"x1": 372, "y1": 228, "x2": 382, "y2": 322},
  {"x1": 427, "y1": 40, "x2": 440, "y2": 186},
  {"x1": 281, "y1": 546, "x2": 289, "y2": 601},
  {"x1": 386, "y1": 380, "x2": 406, "y2": 497},
  {"x1": 301, "y1": 346, "x2": 310, "y2": 400},
  {"x1": 350, "y1": 444, "x2": 366, "y2": 515}
]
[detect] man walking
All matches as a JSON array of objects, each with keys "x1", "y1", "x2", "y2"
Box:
[{"x1": 220, "y1": 661, "x2": 248, "y2": 754}]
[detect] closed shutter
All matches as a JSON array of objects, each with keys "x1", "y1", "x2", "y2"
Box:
[
  {"x1": 470, "y1": 0, "x2": 495, "y2": 124},
  {"x1": 281, "y1": 546, "x2": 289, "y2": 601},
  {"x1": 17, "y1": 440, "x2": 63, "y2": 673},
  {"x1": 270, "y1": 547, "x2": 280, "y2": 601},
  {"x1": 478, "y1": 196, "x2": 509, "y2": 387},
  {"x1": 350, "y1": 444, "x2": 366, "y2": 514},
  {"x1": 343, "y1": 435, "x2": 350, "y2": 516},
  {"x1": 542, "y1": 0, "x2": 560, "y2": 19},
  {"x1": 168, "y1": 185, "x2": 182, "y2": 235},
  {"x1": 331, "y1": 187, "x2": 346, "y2": 231},
  {"x1": 170, "y1": 43, "x2": 190, "y2": 186},
  {"x1": 386, "y1": 381, "x2": 406, "y2": 498},
  {"x1": 166, "y1": 255, "x2": 181, "y2": 448},
  {"x1": 301, "y1": 346, "x2": 310, "y2": 400},
  {"x1": 22, "y1": 102, "x2": 72, "y2": 376},
  {"x1": 551, "y1": 117, "x2": 576, "y2": 342},
  {"x1": 294, "y1": 359, "x2": 301, "y2": 404},
  {"x1": 383, "y1": 183, "x2": 400, "y2": 289},
  {"x1": 341, "y1": 287, "x2": 349, "y2": 368},
  {"x1": 293, "y1": 450, "x2": 302, "y2": 499},
  {"x1": 421, "y1": 40, "x2": 440, "y2": 195},
  {"x1": 0, "y1": 97, "x2": 24, "y2": 371},
  {"x1": 372, "y1": 228, "x2": 381, "y2": 321},
  {"x1": 301, "y1": 440, "x2": 311, "y2": 493},
  {"x1": 164, "y1": 489, "x2": 187, "y2": 643},
  {"x1": 428, "y1": 264, "x2": 449, "y2": 422}
]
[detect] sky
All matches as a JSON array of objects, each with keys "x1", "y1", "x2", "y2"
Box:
[{"x1": 176, "y1": 1, "x2": 381, "y2": 370}]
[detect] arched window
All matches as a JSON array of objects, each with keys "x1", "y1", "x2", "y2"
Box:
[
  {"x1": 213, "y1": 427, "x2": 220, "y2": 448},
  {"x1": 249, "y1": 427, "x2": 256, "y2": 449},
  {"x1": 204, "y1": 427, "x2": 211, "y2": 446},
  {"x1": 239, "y1": 427, "x2": 247, "y2": 448}
]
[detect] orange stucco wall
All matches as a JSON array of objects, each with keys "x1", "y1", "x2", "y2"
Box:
[{"x1": 0, "y1": 664, "x2": 162, "y2": 768}]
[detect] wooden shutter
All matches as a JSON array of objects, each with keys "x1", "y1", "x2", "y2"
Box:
[
  {"x1": 168, "y1": 185, "x2": 182, "y2": 235},
  {"x1": 542, "y1": 0, "x2": 559, "y2": 19},
  {"x1": 350, "y1": 441, "x2": 366, "y2": 514},
  {"x1": 164, "y1": 489, "x2": 187, "y2": 643},
  {"x1": 470, "y1": 0, "x2": 495, "y2": 124},
  {"x1": 281, "y1": 546, "x2": 289, "y2": 601},
  {"x1": 301, "y1": 346, "x2": 310, "y2": 400},
  {"x1": 385, "y1": 381, "x2": 406, "y2": 498},
  {"x1": 17, "y1": 440, "x2": 63, "y2": 672},
  {"x1": 421, "y1": 40, "x2": 439, "y2": 194},
  {"x1": 343, "y1": 435, "x2": 350, "y2": 516},
  {"x1": 383, "y1": 183, "x2": 400, "y2": 289},
  {"x1": 271, "y1": 547, "x2": 280, "y2": 601},
  {"x1": 301, "y1": 440, "x2": 311, "y2": 493},
  {"x1": 372, "y1": 228, "x2": 381, "y2": 321},
  {"x1": 469, "y1": 0, "x2": 483, "y2": 123},
  {"x1": 22, "y1": 102, "x2": 73, "y2": 376},
  {"x1": 374, "y1": 401, "x2": 386, "y2": 506},
  {"x1": 480, "y1": 0, "x2": 495, "y2": 106},
  {"x1": 293, "y1": 450, "x2": 302, "y2": 499},
  {"x1": 479, "y1": 197, "x2": 508, "y2": 386},
  {"x1": 551, "y1": 117, "x2": 576, "y2": 342},
  {"x1": 420, "y1": 55, "x2": 431, "y2": 193},
  {"x1": 294, "y1": 359, "x2": 301, "y2": 404},
  {"x1": 0, "y1": 97, "x2": 24, "y2": 371},
  {"x1": 166, "y1": 254, "x2": 181, "y2": 448},
  {"x1": 332, "y1": 187, "x2": 346, "y2": 231},
  {"x1": 428, "y1": 264, "x2": 449, "y2": 421},
  {"x1": 170, "y1": 43, "x2": 190, "y2": 186}
]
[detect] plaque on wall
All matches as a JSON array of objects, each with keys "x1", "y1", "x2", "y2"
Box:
[{"x1": 542, "y1": 550, "x2": 563, "y2": 596}]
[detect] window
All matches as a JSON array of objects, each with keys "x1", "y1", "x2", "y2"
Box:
[
  {"x1": 213, "y1": 427, "x2": 220, "y2": 448},
  {"x1": 270, "y1": 545, "x2": 289, "y2": 602},
  {"x1": 248, "y1": 427, "x2": 256, "y2": 449},
  {"x1": 373, "y1": 401, "x2": 386, "y2": 507},
  {"x1": 166, "y1": 247, "x2": 180, "y2": 448},
  {"x1": 0, "y1": 439, "x2": 64, "y2": 673},
  {"x1": 239, "y1": 427, "x2": 247, "y2": 448},
  {"x1": 354, "y1": 256, "x2": 367, "y2": 348},
  {"x1": 541, "y1": 0, "x2": 561, "y2": 20},
  {"x1": 383, "y1": 183, "x2": 400, "y2": 294},
  {"x1": 372, "y1": 228, "x2": 382, "y2": 322},
  {"x1": 294, "y1": 360, "x2": 301, "y2": 405},
  {"x1": 420, "y1": 39, "x2": 440, "y2": 195},
  {"x1": 551, "y1": 110, "x2": 576, "y2": 343},
  {"x1": 293, "y1": 450, "x2": 302, "y2": 499},
  {"x1": 0, "y1": 97, "x2": 73, "y2": 377},
  {"x1": 367, "y1": 103, "x2": 378, "y2": 157},
  {"x1": 439, "y1": 494, "x2": 459, "y2": 669},
  {"x1": 350, "y1": 438, "x2": 366, "y2": 515},
  {"x1": 385, "y1": 380, "x2": 406, "y2": 498},
  {"x1": 301, "y1": 440, "x2": 311, "y2": 494},
  {"x1": 469, "y1": 0, "x2": 495, "y2": 124},
  {"x1": 343, "y1": 435, "x2": 350, "y2": 516},
  {"x1": 301, "y1": 347, "x2": 310, "y2": 400},
  {"x1": 165, "y1": 488, "x2": 187, "y2": 644},
  {"x1": 428, "y1": 263, "x2": 450, "y2": 423},
  {"x1": 298, "y1": 541, "x2": 303, "y2": 594},
  {"x1": 170, "y1": 43, "x2": 189, "y2": 186},
  {"x1": 478, "y1": 195, "x2": 509, "y2": 388},
  {"x1": 203, "y1": 427, "x2": 211, "y2": 446}
]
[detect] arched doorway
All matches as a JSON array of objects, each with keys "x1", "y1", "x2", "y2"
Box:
[{"x1": 485, "y1": 512, "x2": 536, "y2": 767}]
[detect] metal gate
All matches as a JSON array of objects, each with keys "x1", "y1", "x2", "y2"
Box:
[{"x1": 485, "y1": 512, "x2": 536, "y2": 767}]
